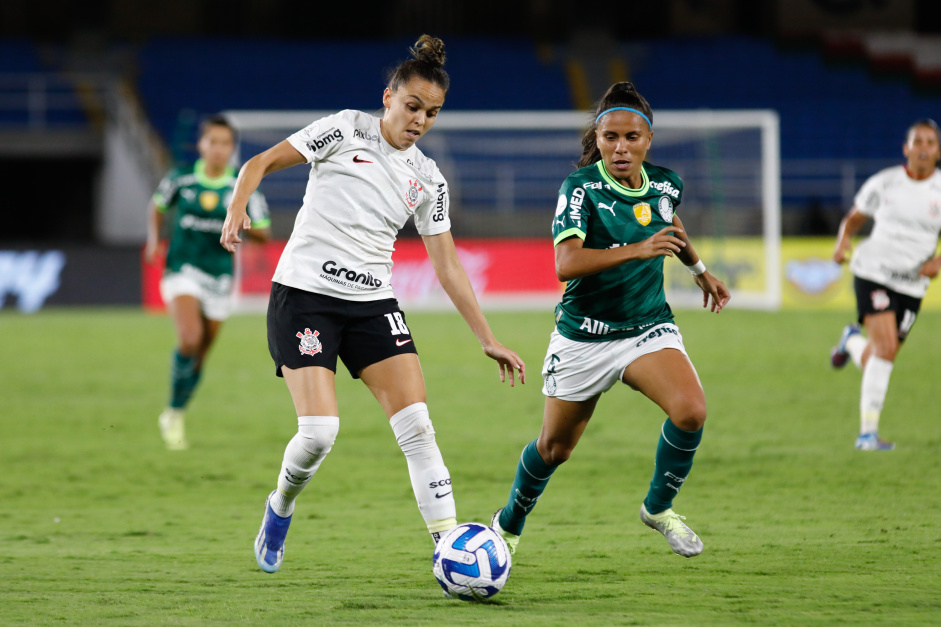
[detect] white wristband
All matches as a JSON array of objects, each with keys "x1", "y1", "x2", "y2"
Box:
[{"x1": 687, "y1": 260, "x2": 707, "y2": 276}]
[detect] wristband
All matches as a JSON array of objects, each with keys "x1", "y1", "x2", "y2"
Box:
[{"x1": 686, "y1": 260, "x2": 706, "y2": 275}]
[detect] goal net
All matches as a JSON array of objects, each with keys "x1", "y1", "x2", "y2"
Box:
[{"x1": 225, "y1": 109, "x2": 781, "y2": 311}]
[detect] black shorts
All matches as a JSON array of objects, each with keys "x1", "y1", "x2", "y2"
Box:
[
  {"x1": 853, "y1": 276, "x2": 922, "y2": 342},
  {"x1": 267, "y1": 282, "x2": 418, "y2": 379}
]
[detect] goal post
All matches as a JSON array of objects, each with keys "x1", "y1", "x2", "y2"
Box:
[{"x1": 224, "y1": 109, "x2": 781, "y2": 311}]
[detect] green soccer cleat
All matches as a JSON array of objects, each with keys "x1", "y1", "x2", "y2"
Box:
[
  {"x1": 639, "y1": 503, "x2": 703, "y2": 558},
  {"x1": 490, "y1": 509, "x2": 520, "y2": 556},
  {"x1": 158, "y1": 408, "x2": 188, "y2": 450}
]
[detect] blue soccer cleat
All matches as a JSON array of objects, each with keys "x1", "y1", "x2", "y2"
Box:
[
  {"x1": 254, "y1": 491, "x2": 292, "y2": 573},
  {"x1": 855, "y1": 433, "x2": 895, "y2": 451},
  {"x1": 831, "y1": 323, "x2": 861, "y2": 369}
]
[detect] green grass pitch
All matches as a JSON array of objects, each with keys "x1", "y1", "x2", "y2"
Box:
[{"x1": 1, "y1": 307, "x2": 940, "y2": 625}]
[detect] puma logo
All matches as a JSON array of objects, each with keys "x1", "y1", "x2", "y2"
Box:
[{"x1": 598, "y1": 201, "x2": 617, "y2": 216}]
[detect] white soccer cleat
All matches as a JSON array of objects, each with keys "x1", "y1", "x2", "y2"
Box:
[
  {"x1": 639, "y1": 503, "x2": 703, "y2": 558},
  {"x1": 490, "y1": 509, "x2": 520, "y2": 556},
  {"x1": 158, "y1": 408, "x2": 188, "y2": 450}
]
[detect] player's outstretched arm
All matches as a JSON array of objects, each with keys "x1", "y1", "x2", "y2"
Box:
[
  {"x1": 672, "y1": 214, "x2": 731, "y2": 313},
  {"x1": 833, "y1": 207, "x2": 868, "y2": 264},
  {"x1": 421, "y1": 231, "x2": 526, "y2": 386},
  {"x1": 144, "y1": 200, "x2": 165, "y2": 264},
  {"x1": 221, "y1": 141, "x2": 305, "y2": 252}
]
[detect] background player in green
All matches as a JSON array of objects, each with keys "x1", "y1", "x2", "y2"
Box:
[
  {"x1": 144, "y1": 115, "x2": 270, "y2": 449},
  {"x1": 492, "y1": 82, "x2": 730, "y2": 559}
]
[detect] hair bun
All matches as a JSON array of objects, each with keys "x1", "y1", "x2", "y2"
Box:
[{"x1": 410, "y1": 34, "x2": 446, "y2": 68}]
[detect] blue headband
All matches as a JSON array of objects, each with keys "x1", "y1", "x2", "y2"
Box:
[{"x1": 595, "y1": 107, "x2": 652, "y2": 128}]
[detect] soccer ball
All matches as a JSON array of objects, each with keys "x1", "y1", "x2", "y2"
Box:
[{"x1": 433, "y1": 522, "x2": 512, "y2": 601}]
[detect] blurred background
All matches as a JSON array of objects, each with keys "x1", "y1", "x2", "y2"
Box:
[{"x1": 2, "y1": 0, "x2": 941, "y2": 312}]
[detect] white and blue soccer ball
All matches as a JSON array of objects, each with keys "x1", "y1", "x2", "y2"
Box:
[{"x1": 433, "y1": 522, "x2": 512, "y2": 601}]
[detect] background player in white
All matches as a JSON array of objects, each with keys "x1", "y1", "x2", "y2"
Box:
[
  {"x1": 219, "y1": 35, "x2": 526, "y2": 574},
  {"x1": 831, "y1": 119, "x2": 941, "y2": 451},
  {"x1": 144, "y1": 115, "x2": 270, "y2": 449}
]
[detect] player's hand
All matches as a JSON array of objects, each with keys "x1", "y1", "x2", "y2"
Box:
[
  {"x1": 694, "y1": 271, "x2": 731, "y2": 313},
  {"x1": 634, "y1": 227, "x2": 686, "y2": 260},
  {"x1": 144, "y1": 238, "x2": 163, "y2": 265},
  {"x1": 833, "y1": 239, "x2": 852, "y2": 264},
  {"x1": 220, "y1": 207, "x2": 251, "y2": 252},
  {"x1": 919, "y1": 256, "x2": 941, "y2": 279},
  {"x1": 482, "y1": 342, "x2": 526, "y2": 387}
]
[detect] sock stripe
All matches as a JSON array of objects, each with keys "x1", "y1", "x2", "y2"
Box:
[
  {"x1": 660, "y1": 424, "x2": 700, "y2": 452},
  {"x1": 519, "y1": 452, "x2": 553, "y2": 481}
]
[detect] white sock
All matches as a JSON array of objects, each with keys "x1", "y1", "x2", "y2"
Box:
[
  {"x1": 846, "y1": 334, "x2": 867, "y2": 370},
  {"x1": 270, "y1": 416, "x2": 339, "y2": 517},
  {"x1": 389, "y1": 402, "x2": 457, "y2": 534},
  {"x1": 860, "y1": 356, "x2": 893, "y2": 435}
]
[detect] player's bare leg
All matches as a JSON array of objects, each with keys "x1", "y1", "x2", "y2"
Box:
[
  {"x1": 256, "y1": 365, "x2": 340, "y2": 573},
  {"x1": 855, "y1": 312, "x2": 899, "y2": 450},
  {"x1": 624, "y1": 348, "x2": 706, "y2": 557},
  {"x1": 158, "y1": 295, "x2": 208, "y2": 450},
  {"x1": 494, "y1": 395, "x2": 599, "y2": 555},
  {"x1": 360, "y1": 354, "x2": 455, "y2": 543}
]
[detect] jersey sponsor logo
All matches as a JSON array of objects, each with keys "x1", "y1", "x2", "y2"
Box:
[
  {"x1": 353, "y1": 128, "x2": 380, "y2": 142},
  {"x1": 199, "y1": 190, "x2": 220, "y2": 211},
  {"x1": 579, "y1": 317, "x2": 611, "y2": 335},
  {"x1": 598, "y1": 201, "x2": 617, "y2": 216},
  {"x1": 405, "y1": 179, "x2": 424, "y2": 208},
  {"x1": 634, "y1": 325, "x2": 679, "y2": 348},
  {"x1": 870, "y1": 289, "x2": 890, "y2": 311},
  {"x1": 649, "y1": 180, "x2": 680, "y2": 199},
  {"x1": 555, "y1": 194, "x2": 567, "y2": 216},
  {"x1": 307, "y1": 127, "x2": 344, "y2": 152},
  {"x1": 321, "y1": 260, "x2": 383, "y2": 288},
  {"x1": 180, "y1": 188, "x2": 197, "y2": 202},
  {"x1": 432, "y1": 182, "x2": 448, "y2": 222},
  {"x1": 179, "y1": 214, "x2": 225, "y2": 233},
  {"x1": 864, "y1": 190, "x2": 880, "y2": 211},
  {"x1": 352, "y1": 154, "x2": 373, "y2": 164},
  {"x1": 568, "y1": 188, "x2": 585, "y2": 225},
  {"x1": 658, "y1": 196, "x2": 674, "y2": 221},
  {"x1": 633, "y1": 202, "x2": 652, "y2": 226},
  {"x1": 296, "y1": 328, "x2": 323, "y2": 356},
  {"x1": 583, "y1": 182, "x2": 603, "y2": 190}
]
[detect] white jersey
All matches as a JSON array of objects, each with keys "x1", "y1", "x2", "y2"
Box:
[
  {"x1": 272, "y1": 109, "x2": 450, "y2": 300},
  {"x1": 851, "y1": 165, "x2": 941, "y2": 298}
]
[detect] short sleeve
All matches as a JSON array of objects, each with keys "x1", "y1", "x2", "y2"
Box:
[
  {"x1": 247, "y1": 190, "x2": 270, "y2": 229},
  {"x1": 414, "y1": 175, "x2": 451, "y2": 236},
  {"x1": 152, "y1": 170, "x2": 180, "y2": 212},
  {"x1": 553, "y1": 175, "x2": 590, "y2": 245},
  {"x1": 287, "y1": 110, "x2": 352, "y2": 164},
  {"x1": 854, "y1": 172, "x2": 883, "y2": 216}
]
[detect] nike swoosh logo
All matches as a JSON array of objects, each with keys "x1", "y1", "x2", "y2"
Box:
[
  {"x1": 395, "y1": 338, "x2": 413, "y2": 346},
  {"x1": 352, "y1": 155, "x2": 373, "y2": 164},
  {"x1": 435, "y1": 491, "x2": 452, "y2": 499}
]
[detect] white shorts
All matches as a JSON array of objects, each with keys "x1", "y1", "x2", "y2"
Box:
[
  {"x1": 541, "y1": 323, "x2": 688, "y2": 402},
  {"x1": 160, "y1": 268, "x2": 233, "y2": 321}
]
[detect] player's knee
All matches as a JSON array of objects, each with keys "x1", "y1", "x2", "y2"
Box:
[
  {"x1": 297, "y1": 416, "x2": 340, "y2": 456},
  {"x1": 671, "y1": 398, "x2": 707, "y2": 432},
  {"x1": 177, "y1": 329, "x2": 203, "y2": 355},
  {"x1": 873, "y1": 340, "x2": 899, "y2": 362},
  {"x1": 390, "y1": 403, "x2": 438, "y2": 457},
  {"x1": 539, "y1": 438, "x2": 574, "y2": 466}
]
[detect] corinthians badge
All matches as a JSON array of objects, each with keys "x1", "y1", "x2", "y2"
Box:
[{"x1": 296, "y1": 328, "x2": 323, "y2": 356}]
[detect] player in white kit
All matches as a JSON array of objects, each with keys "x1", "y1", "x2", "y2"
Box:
[
  {"x1": 219, "y1": 35, "x2": 526, "y2": 573},
  {"x1": 831, "y1": 119, "x2": 941, "y2": 450}
]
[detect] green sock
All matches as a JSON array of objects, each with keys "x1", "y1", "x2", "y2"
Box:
[
  {"x1": 643, "y1": 420, "x2": 703, "y2": 515},
  {"x1": 169, "y1": 350, "x2": 200, "y2": 410},
  {"x1": 498, "y1": 440, "x2": 557, "y2": 536}
]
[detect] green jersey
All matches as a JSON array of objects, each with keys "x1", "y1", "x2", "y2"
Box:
[
  {"x1": 154, "y1": 159, "x2": 269, "y2": 281},
  {"x1": 552, "y1": 160, "x2": 683, "y2": 342}
]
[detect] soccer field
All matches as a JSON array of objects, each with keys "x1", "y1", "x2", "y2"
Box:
[{"x1": 2, "y1": 307, "x2": 939, "y2": 625}]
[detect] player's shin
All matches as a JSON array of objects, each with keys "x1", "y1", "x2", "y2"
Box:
[
  {"x1": 499, "y1": 439, "x2": 558, "y2": 536},
  {"x1": 169, "y1": 349, "x2": 200, "y2": 409},
  {"x1": 643, "y1": 419, "x2": 703, "y2": 515},
  {"x1": 269, "y1": 416, "x2": 339, "y2": 517},
  {"x1": 389, "y1": 403, "x2": 456, "y2": 540},
  {"x1": 860, "y1": 356, "x2": 893, "y2": 435}
]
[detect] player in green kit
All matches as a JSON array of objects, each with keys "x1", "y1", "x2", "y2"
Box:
[
  {"x1": 145, "y1": 114, "x2": 270, "y2": 449},
  {"x1": 492, "y1": 82, "x2": 730, "y2": 559}
]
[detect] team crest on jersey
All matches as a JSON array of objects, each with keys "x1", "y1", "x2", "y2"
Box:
[
  {"x1": 199, "y1": 190, "x2": 220, "y2": 211},
  {"x1": 871, "y1": 290, "x2": 890, "y2": 311},
  {"x1": 633, "y1": 202, "x2": 652, "y2": 226},
  {"x1": 296, "y1": 328, "x2": 323, "y2": 356},
  {"x1": 405, "y1": 179, "x2": 424, "y2": 207},
  {"x1": 658, "y1": 196, "x2": 674, "y2": 221}
]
